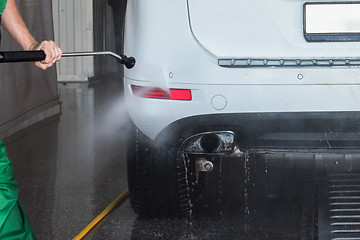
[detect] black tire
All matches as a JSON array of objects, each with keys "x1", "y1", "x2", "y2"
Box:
[{"x1": 127, "y1": 128, "x2": 197, "y2": 218}]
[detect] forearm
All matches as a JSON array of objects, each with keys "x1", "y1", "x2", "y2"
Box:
[
  {"x1": 1, "y1": 0, "x2": 61, "y2": 70},
  {"x1": 1, "y1": 0, "x2": 38, "y2": 50}
]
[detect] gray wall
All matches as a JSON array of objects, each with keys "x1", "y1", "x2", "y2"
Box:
[
  {"x1": 93, "y1": 0, "x2": 127, "y2": 76},
  {"x1": 0, "y1": 0, "x2": 60, "y2": 139}
]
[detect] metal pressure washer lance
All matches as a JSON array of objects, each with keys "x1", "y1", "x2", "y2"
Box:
[{"x1": 0, "y1": 50, "x2": 136, "y2": 69}]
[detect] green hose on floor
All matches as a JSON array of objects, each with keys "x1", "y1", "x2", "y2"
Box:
[{"x1": 0, "y1": 141, "x2": 36, "y2": 240}]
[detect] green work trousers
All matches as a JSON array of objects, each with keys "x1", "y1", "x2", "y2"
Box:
[{"x1": 0, "y1": 141, "x2": 36, "y2": 239}]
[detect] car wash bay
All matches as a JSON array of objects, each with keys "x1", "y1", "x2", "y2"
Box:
[
  {"x1": 2, "y1": 1, "x2": 360, "y2": 240},
  {"x1": 6, "y1": 75, "x2": 360, "y2": 240},
  {"x1": 5, "y1": 77, "x2": 316, "y2": 240}
]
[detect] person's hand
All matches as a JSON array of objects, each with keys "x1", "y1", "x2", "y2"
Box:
[{"x1": 30, "y1": 40, "x2": 62, "y2": 70}]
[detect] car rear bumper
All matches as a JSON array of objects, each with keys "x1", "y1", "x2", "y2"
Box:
[{"x1": 155, "y1": 112, "x2": 360, "y2": 152}]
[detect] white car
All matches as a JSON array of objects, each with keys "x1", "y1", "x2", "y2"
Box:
[{"x1": 124, "y1": 0, "x2": 360, "y2": 218}]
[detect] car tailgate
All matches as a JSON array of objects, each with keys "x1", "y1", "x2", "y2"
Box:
[{"x1": 187, "y1": 0, "x2": 360, "y2": 59}]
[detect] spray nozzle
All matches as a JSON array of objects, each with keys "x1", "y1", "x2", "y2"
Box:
[{"x1": 119, "y1": 55, "x2": 136, "y2": 69}]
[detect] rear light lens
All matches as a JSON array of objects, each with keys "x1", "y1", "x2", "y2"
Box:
[{"x1": 131, "y1": 85, "x2": 192, "y2": 101}]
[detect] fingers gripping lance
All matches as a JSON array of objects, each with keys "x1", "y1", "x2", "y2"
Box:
[{"x1": 0, "y1": 50, "x2": 136, "y2": 69}]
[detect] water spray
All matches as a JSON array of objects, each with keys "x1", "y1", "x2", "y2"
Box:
[{"x1": 0, "y1": 50, "x2": 136, "y2": 69}]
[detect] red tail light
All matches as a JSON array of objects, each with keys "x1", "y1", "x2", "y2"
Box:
[{"x1": 131, "y1": 85, "x2": 192, "y2": 101}]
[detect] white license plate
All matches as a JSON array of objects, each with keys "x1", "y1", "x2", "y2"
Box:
[{"x1": 304, "y1": 2, "x2": 360, "y2": 41}]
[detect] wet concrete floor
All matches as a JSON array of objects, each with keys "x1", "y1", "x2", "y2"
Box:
[{"x1": 2, "y1": 77, "x2": 326, "y2": 240}]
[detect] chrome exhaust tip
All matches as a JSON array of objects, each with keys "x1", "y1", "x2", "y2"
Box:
[
  {"x1": 200, "y1": 133, "x2": 221, "y2": 152},
  {"x1": 181, "y1": 131, "x2": 235, "y2": 155}
]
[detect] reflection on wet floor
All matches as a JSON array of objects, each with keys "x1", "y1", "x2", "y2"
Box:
[
  {"x1": 5, "y1": 78, "x2": 134, "y2": 240},
  {"x1": 5, "y1": 77, "x2": 360, "y2": 239}
]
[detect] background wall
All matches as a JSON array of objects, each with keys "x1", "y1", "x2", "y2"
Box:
[
  {"x1": 52, "y1": 0, "x2": 94, "y2": 82},
  {"x1": 93, "y1": 0, "x2": 127, "y2": 76},
  {"x1": 0, "y1": 0, "x2": 60, "y2": 139},
  {"x1": 52, "y1": 0, "x2": 126, "y2": 81}
]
